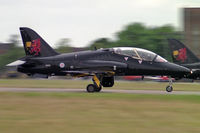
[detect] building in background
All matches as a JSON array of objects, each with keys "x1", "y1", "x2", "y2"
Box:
[{"x1": 184, "y1": 8, "x2": 200, "y2": 58}]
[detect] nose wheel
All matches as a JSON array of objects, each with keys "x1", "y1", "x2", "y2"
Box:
[
  {"x1": 166, "y1": 85, "x2": 173, "y2": 92},
  {"x1": 166, "y1": 77, "x2": 173, "y2": 92}
]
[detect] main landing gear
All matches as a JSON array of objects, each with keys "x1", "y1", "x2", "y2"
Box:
[
  {"x1": 86, "y1": 75, "x2": 102, "y2": 93},
  {"x1": 86, "y1": 75, "x2": 114, "y2": 93},
  {"x1": 86, "y1": 84, "x2": 102, "y2": 92},
  {"x1": 166, "y1": 77, "x2": 173, "y2": 92}
]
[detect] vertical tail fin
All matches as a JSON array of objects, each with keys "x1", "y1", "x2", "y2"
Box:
[
  {"x1": 167, "y1": 38, "x2": 199, "y2": 64},
  {"x1": 20, "y1": 27, "x2": 58, "y2": 57}
]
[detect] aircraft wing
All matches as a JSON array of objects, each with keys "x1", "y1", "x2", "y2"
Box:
[
  {"x1": 77, "y1": 60, "x2": 127, "y2": 68},
  {"x1": 62, "y1": 60, "x2": 127, "y2": 77},
  {"x1": 63, "y1": 70, "x2": 115, "y2": 77}
]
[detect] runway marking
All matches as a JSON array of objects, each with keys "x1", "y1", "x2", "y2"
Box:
[{"x1": 0, "y1": 87, "x2": 200, "y2": 95}]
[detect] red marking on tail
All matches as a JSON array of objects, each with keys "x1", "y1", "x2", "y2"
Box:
[
  {"x1": 176, "y1": 48, "x2": 187, "y2": 62},
  {"x1": 28, "y1": 39, "x2": 41, "y2": 55}
]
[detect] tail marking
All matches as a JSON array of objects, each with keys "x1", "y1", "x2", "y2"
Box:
[
  {"x1": 173, "y1": 48, "x2": 187, "y2": 63},
  {"x1": 26, "y1": 38, "x2": 41, "y2": 55}
]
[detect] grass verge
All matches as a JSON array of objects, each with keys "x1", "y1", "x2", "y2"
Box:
[{"x1": 0, "y1": 92, "x2": 200, "y2": 133}]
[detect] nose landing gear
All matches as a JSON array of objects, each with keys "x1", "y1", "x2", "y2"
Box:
[{"x1": 166, "y1": 77, "x2": 173, "y2": 92}]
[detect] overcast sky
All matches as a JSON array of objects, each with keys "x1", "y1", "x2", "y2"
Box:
[{"x1": 0, "y1": 0, "x2": 200, "y2": 47}]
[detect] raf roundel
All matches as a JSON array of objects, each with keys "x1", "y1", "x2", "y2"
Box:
[{"x1": 59, "y1": 62, "x2": 65, "y2": 68}]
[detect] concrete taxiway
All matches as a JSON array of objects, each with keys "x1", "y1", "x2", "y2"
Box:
[{"x1": 0, "y1": 87, "x2": 199, "y2": 95}]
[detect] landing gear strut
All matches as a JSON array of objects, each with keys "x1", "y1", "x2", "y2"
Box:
[
  {"x1": 166, "y1": 77, "x2": 173, "y2": 92},
  {"x1": 86, "y1": 75, "x2": 102, "y2": 93}
]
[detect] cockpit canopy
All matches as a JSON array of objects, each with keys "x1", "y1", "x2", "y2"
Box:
[{"x1": 113, "y1": 47, "x2": 167, "y2": 62}]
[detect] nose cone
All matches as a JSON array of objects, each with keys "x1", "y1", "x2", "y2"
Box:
[{"x1": 165, "y1": 62, "x2": 191, "y2": 78}]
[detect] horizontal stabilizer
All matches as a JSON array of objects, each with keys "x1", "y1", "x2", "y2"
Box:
[{"x1": 6, "y1": 60, "x2": 26, "y2": 66}]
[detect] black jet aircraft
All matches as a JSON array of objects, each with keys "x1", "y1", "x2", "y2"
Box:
[
  {"x1": 168, "y1": 38, "x2": 200, "y2": 79},
  {"x1": 7, "y1": 28, "x2": 191, "y2": 92}
]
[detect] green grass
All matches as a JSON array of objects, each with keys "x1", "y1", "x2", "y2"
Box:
[
  {"x1": 0, "y1": 92, "x2": 200, "y2": 133},
  {"x1": 0, "y1": 79, "x2": 199, "y2": 91},
  {"x1": 0, "y1": 79, "x2": 200, "y2": 133}
]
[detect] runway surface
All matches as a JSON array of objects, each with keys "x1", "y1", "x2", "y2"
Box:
[{"x1": 0, "y1": 87, "x2": 200, "y2": 95}]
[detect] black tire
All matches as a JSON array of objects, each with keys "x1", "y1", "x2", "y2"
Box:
[
  {"x1": 166, "y1": 85, "x2": 173, "y2": 92},
  {"x1": 86, "y1": 84, "x2": 96, "y2": 93},
  {"x1": 95, "y1": 85, "x2": 102, "y2": 92}
]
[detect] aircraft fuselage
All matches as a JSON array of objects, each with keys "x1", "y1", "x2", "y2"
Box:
[{"x1": 18, "y1": 49, "x2": 189, "y2": 79}]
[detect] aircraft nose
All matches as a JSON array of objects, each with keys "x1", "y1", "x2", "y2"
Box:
[{"x1": 166, "y1": 62, "x2": 191, "y2": 78}]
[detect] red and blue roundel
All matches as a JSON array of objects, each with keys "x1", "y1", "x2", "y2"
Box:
[{"x1": 59, "y1": 62, "x2": 65, "y2": 68}]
